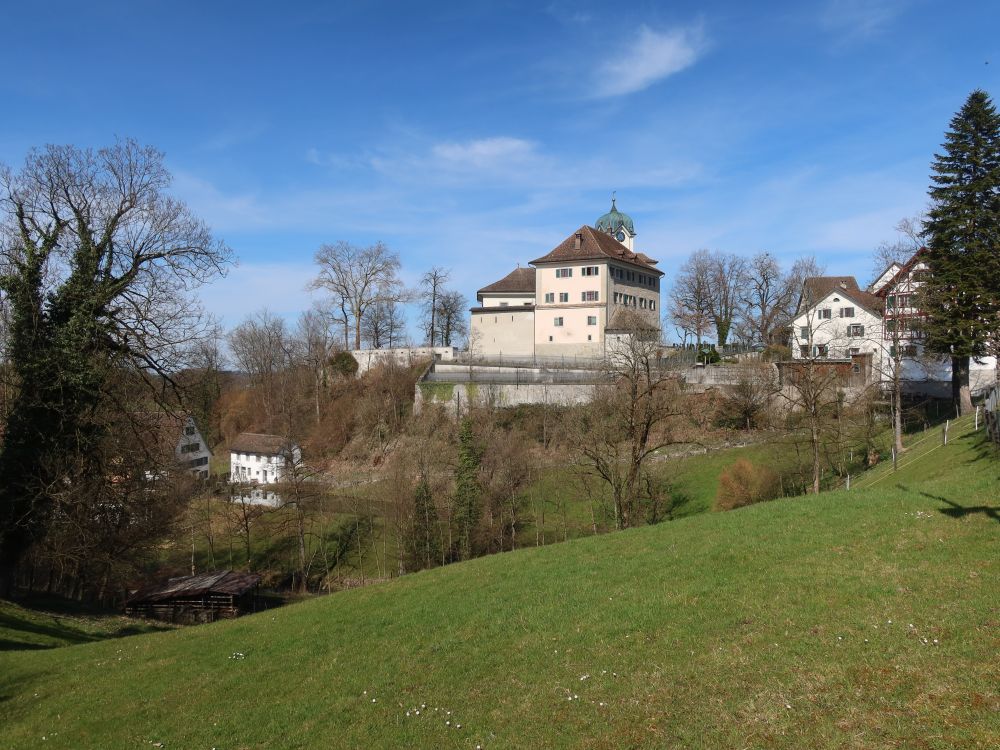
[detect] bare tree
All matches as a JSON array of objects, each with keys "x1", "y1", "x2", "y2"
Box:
[
  {"x1": 311, "y1": 241, "x2": 405, "y2": 351},
  {"x1": 420, "y1": 267, "x2": 450, "y2": 346},
  {"x1": 738, "y1": 251, "x2": 797, "y2": 346},
  {"x1": 361, "y1": 297, "x2": 406, "y2": 349},
  {"x1": 705, "y1": 251, "x2": 748, "y2": 347},
  {"x1": 228, "y1": 310, "x2": 298, "y2": 429},
  {"x1": 435, "y1": 290, "x2": 469, "y2": 347},
  {"x1": 870, "y1": 215, "x2": 925, "y2": 286},
  {"x1": 570, "y1": 313, "x2": 685, "y2": 529},
  {"x1": 296, "y1": 307, "x2": 333, "y2": 425},
  {"x1": 275, "y1": 448, "x2": 329, "y2": 593},
  {"x1": 669, "y1": 251, "x2": 713, "y2": 349},
  {"x1": 727, "y1": 360, "x2": 779, "y2": 430},
  {"x1": 0, "y1": 140, "x2": 231, "y2": 595}
]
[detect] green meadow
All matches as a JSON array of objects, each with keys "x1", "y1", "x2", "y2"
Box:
[{"x1": 0, "y1": 428, "x2": 997, "y2": 749}]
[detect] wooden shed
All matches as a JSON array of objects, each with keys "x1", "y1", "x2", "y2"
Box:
[{"x1": 125, "y1": 570, "x2": 261, "y2": 623}]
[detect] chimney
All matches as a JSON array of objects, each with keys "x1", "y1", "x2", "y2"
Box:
[
  {"x1": 574, "y1": 232, "x2": 583, "y2": 249},
  {"x1": 840, "y1": 281, "x2": 847, "y2": 289}
]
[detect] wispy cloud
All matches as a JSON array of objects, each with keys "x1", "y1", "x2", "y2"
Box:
[
  {"x1": 821, "y1": 0, "x2": 908, "y2": 41},
  {"x1": 593, "y1": 24, "x2": 706, "y2": 98},
  {"x1": 430, "y1": 136, "x2": 537, "y2": 169},
  {"x1": 367, "y1": 135, "x2": 702, "y2": 191}
]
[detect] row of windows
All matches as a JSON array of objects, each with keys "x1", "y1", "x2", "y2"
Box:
[
  {"x1": 187, "y1": 456, "x2": 209, "y2": 467},
  {"x1": 543, "y1": 291, "x2": 600, "y2": 303},
  {"x1": 816, "y1": 306, "x2": 855, "y2": 320},
  {"x1": 611, "y1": 267, "x2": 657, "y2": 288},
  {"x1": 496, "y1": 301, "x2": 532, "y2": 307},
  {"x1": 553, "y1": 265, "x2": 657, "y2": 287},
  {"x1": 799, "y1": 345, "x2": 863, "y2": 358},
  {"x1": 180, "y1": 442, "x2": 201, "y2": 454},
  {"x1": 613, "y1": 292, "x2": 656, "y2": 310},
  {"x1": 799, "y1": 324, "x2": 866, "y2": 338},
  {"x1": 553, "y1": 316, "x2": 599, "y2": 327},
  {"x1": 234, "y1": 453, "x2": 280, "y2": 464}
]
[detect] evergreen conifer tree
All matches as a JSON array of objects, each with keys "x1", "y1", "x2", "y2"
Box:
[
  {"x1": 922, "y1": 89, "x2": 1000, "y2": 414},
  {"x1": 452, "y1": 419, "x2": 483, "y2": 561},
  {"x1": 408, "y1": 478, "x2": 439, "y2": 571}
]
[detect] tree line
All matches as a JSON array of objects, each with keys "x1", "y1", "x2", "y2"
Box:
[{"x1": 310, "y1": 243, "x2": 468, "y2": 351}]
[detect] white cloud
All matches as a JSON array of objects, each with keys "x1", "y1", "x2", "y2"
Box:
[
  {"x1": 594, "y1": 24, "x2": 706, "y2": 98},
  {"x1": 431, "y1": 137, "x2": 537, "y2": 169},
  {"x1": 821, "y1": 0, "x2": 908, "y2": 41}
]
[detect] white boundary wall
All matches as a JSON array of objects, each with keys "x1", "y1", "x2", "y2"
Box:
[{"x1": 350, "y1": 347, "x2": 457, "y2": 375}]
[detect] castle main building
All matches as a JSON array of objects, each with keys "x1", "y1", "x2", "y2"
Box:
[{"x1": 470, "y1": 199, "x2": 663, "y2": 360}]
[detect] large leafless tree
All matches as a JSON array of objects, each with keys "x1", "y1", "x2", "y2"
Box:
[
  {"x1": 0, "y1": 140, "x2": 231, "y2": 595},
  {"x1": 311, "y1": 241, "x2": 406, "y2": 351}
]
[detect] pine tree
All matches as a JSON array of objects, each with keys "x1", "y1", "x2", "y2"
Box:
[
  {"x1": 922, "y1": 89, "x2": 1000, "y2": 414},
  {"x1": 452, "y1": 419, "x2": 483, "y2": 561},
  {"x1": 407, "y1": 478, "x2": 439, "y2": 571}
]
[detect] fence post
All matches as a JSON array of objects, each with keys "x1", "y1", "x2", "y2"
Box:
[
  {"x1": 891, "y1": 447, "x2": 897, "y2": 471},
  {"x1": 943, "y1": 419, "x2": 949, "y2": 446},
  {"x1": 846, "y1": 474, "x2": 851, "y2": 491},
  {"x1": 975, "y1": 405, "x2": 980, "y2": 431}
]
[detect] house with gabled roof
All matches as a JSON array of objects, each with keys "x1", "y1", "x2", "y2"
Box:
[
  {"x1": 789, "y1": 275, "x2": 886, "y2": 380},
  {"x1": 870, "y1": 248, "x2": 996, "y2": 394},
  {"x1": 470, "y1": 198, "x2": 664, "y2": 360},
  {"x1": 229, "y1": 432, "x2": 301, "y2": 486}
]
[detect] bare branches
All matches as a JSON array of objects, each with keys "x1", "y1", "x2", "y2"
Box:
[{"x1": 311, "y1": 241, "x2": 405, "y2": 351}]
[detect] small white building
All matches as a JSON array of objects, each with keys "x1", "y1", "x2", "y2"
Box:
[
  {"x1": 176, "y1": 416, "x2": 213, "y2": 479},
  {"x1": 790, "y1": 276, "x2": 886, "y2": 379},
  {"x1": 229, "y1": 433, "x2": 301, "y2": 485}
]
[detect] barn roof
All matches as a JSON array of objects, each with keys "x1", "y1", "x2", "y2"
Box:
[
  {"x1": 126, "y1": 570, "x2": 261, "y2": 605},
  {"x1": 230, "y1": 432, "x2": 292, "y2": 455}
]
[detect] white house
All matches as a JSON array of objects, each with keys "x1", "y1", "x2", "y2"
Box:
[
  {"x1": 175, "y1": 416, "x2": 213, "y2": 479},
  {"x1": 229, "y1": 432, "x2": 301, "y2": 485},
  {"x1": 871, "y1": 249, "x2": 996, "y2": 394},
  {"x1": 790, "y1": 276, "x2": 886, "y2": 381},
  {"x1": 471, "y1": 198, "x2": 663, "y2": 360}
]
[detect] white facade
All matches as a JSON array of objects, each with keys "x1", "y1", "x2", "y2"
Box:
[
  {"x1": 471, "y1": 308, "x2": 536, "y2": 358},
  {"x1": 351, "y1": 346, "x2": 457, "y2": 375},
  {"x1": 876, "y1": 253, "x2": 996, "y2": 392},
  {"x1": 471, "y1": 210, "x2": 662, "y2": 361},
  {"x1": 790, "y1": 288, "x2": 885, "y2": 371},
  {"x1": 175, "y1": 417, "x2": 212, "y2": 479},
  {"x1": 229, "y1": 434, "x2": 301, "y2": 485}
]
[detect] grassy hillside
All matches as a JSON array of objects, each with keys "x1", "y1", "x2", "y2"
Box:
[
  {"x1": 1, "y1": 429, "x2": 997, "y2": 749},
  {"x1": 0, "y1": 598, "x2": 170, "y2": 651}
]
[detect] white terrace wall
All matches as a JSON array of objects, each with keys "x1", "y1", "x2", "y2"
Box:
[
  {"x1": 350, "y1": 347, "x2": 457, "y2": 375},
  {"x1": 415, "y1": 381, "x2": 597, "y2": 415}
]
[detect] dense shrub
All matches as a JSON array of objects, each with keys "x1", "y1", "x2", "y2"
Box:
[
  {"x1": 714, "y1": 459, "x2": 780, "y2": 511},
  {"x1": 329, "y1": 351, "x2": 359, "y2": 378}
]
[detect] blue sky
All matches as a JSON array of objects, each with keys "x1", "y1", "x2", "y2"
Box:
[{"x1": 1, "y1": 0, "x2": 998, "y2": 341}]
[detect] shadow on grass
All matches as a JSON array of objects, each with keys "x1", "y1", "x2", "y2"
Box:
[
  {"x1": 0, "y1": 611, "x2": 99, "y2": 648},
  {"x1": 903, "y1": 487, "x2": 1000, "y2": 525}
]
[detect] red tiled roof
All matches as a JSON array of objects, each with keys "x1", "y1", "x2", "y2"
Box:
[
  {"x1": 800, "y1": 276, "x2": 883, "y2": 316},
  {"x1": 529, "y1": 226, "x2": 663, "y2": 274},
  {"x1": 477, "y1": 267, "x2": 536, "y2": 298}
]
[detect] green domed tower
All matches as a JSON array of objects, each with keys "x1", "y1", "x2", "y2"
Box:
[{"x1": 595, "y1": 194, "x2": 636, "y2": 251}]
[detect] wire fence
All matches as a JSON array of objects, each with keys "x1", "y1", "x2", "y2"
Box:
[{"x1": 848, "y1": 411, "x2": 980, "y2": 491}]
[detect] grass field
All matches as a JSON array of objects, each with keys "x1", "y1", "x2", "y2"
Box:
[
  {"x1": 1, "y1": 429, "x2": 997, "y2": 748},
  {"x1": 0, "y1": 598, "x2": 170, "y2": 651}
]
